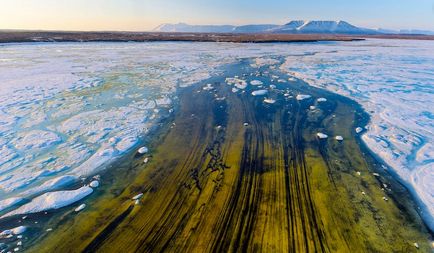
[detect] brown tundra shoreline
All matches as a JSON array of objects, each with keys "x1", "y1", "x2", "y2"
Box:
[{"x1": 0, "y1": 31, "x2": 433, "y2": 44}]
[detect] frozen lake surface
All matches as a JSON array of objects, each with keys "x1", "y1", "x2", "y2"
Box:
[{"x1": 0, "y1": 40, "x2": 433, "y2": 230}]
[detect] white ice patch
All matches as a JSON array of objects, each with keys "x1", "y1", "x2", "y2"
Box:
[
  {"x1": 12, "y1": 130, "x2": 61, "y2": 151},
  {"x1": 251, "y1": 90, "x2": 268, "y2": 96},
  {"x1": 1, "y1": 186, "x2": 93, "y2": 218},
  {"x1": 296, "y1": 94, "x2": 312, "y2": 101}
]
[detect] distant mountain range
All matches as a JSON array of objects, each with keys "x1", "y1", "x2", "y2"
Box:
[{"x1": 154, "y1": 20, "x2": 434, "y2": 35}]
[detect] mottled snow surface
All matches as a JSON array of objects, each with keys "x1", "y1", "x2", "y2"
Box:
[{"x1": 0, "y1": 40, "x2": 432, "y2": 229}]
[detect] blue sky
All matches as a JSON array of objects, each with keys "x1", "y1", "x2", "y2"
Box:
[{"x1": 1, "y1": 0, "x2": 433, "y2": 31}]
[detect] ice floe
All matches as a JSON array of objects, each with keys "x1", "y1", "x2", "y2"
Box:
[
  {"x1": 263, "y1": 98, "x2": 276, "y2": 104},
  {"x1": 74, "y1": 204, "x2": 86, "y2": 212},
  {"x1": 132, "y1": 193, "x2": 144, "y2": 200},
  {"x1": 137, "y1": 147, "x2": 149, "y2": 154},
  {"x1": 250, "y1": 80, "x2": 263, "y2": 86},
  {"x1": 89, "y1": 180, "x2": 99, "y2": 188},
  {"x1": 251, "y1": 90, "x2": 268, "y2": 96},
  {"x1": 316, "y1": 133, "x2": 328, "y2": 139},
  {"x1": 296, "y1": 94, "x2": 311, "y2": 101},
  {"x1": 1, "y1": 186, "x2": 93, "y2": 218}
]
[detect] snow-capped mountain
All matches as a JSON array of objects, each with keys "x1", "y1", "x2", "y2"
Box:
[
  {"x1": 153, "y1": 20, "x2": 378, "y2": 34},
  {"x1": 271, "y1": 20, "x2": 378, "y2": 34},
  {"x1": 153, "y1": 20, "x2": 433, "y2": 35}
]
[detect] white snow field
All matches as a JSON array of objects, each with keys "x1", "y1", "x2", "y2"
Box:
[{"x1": 0, "y1": 40, "x2": 432, "y2": 230}]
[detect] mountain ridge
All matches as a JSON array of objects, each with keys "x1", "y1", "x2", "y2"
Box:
[{"x1": 154, "y1": 20, "x2": 433, "y2": 35}]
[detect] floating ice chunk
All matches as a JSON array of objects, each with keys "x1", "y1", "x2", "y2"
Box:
[
  {"x1": 138, "y1": 146, "x2": 149, "y2": 154},
  {"x1": 263, "y1": 98, "x2": 276, "y2": 104},
  {"x1": 0, "y1": 226, "x2": 27, "y2": 239},
  {"x1": 226, "y1": 77, "x2": 248, "y2": 89},
  {"x1": 296, "y1": 94, "x2": 311, "y2": 101},
  {"x1": 1, "y1": 186, "x2": 93, "y2": 219},
  {"x1": 309, "y1": 106, "x2": 316, "y2": 110},
  {"x1": 11, "y1": 226, "x2": 26, "y2": 235},
  {"x1": 202, "y1": 83, "x2": 214, "y2": 91},
  {"x1": 132, "y1": 193, "x2": 143, "y2": 200},
  {"x1": 75, "y1": 204, "x2": 86, "y2": 212},
  {"x1": 335, "y1": 136, "x2": 344, "y2": 141},
  {"x1": 316, "y1": 133, "x2": 328, "y2": 139},
  {"x1": 250, "y1": 80, "x2": 263, "y2": 86},
  {"x1": 251, "y1": 90, "x2": 268, "y2": 96},
  {"x1": 89, "y1": 180, "x2": 99, "y2": 188},
  {"x1": 355, "y1": 127, "x2": 364, "y2": 134},
  {"x1": 317, "y1": 98, "x2": 327, "y2": 102},
  {"x1": 0, "y1": 198, "x2": 25, "y2": 213}
]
